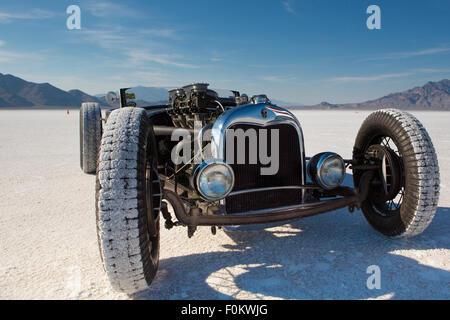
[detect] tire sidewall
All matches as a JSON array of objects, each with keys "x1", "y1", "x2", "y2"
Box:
[{"x1": 139, "y1": 119, "x2": 160, "y2": 282}]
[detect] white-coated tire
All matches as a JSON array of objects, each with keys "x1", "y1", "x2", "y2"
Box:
[
  {"x1": 353, "y1": 109, "x2": 440, "y2": 237},
  {"x1": 80, "y1": 102, "x2": 102, "y2": 174},
  {"x1": 96, "y1": 107, "x2": 160, "y2": 294}
]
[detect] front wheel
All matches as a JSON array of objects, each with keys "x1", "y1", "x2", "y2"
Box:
[
  {"x1": 96, "y1": 107, "x2": 162, "y2": 294},
  {"x1": 353, "y1": 109, "x2": 440, "y2": 237}
]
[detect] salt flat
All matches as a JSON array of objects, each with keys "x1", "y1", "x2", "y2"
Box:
[{"x1": 0, "y1": 109, "x2": 449, "y2": 299}]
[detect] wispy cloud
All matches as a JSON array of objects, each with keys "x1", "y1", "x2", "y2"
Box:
[
  {"x1": 0, "y1": 49, "x2": 42, "y2": 63},
  {"x1": 329, "y1": 68, "x2": 450, "y2": 83},
  {"x1": 77, "y1": 27, "x2": 197, "y2": 69},
  {"x1": 126, "y1": 50, "x2": 199, "y2": 69},
  {"x1": 129, "y1": 71, "x2": 175, "y2": 86},
  {"x1": 80, "y1": 27, "x2": 183, "y2": 60},
  {"x1": 0, "y1": 9, "x2": 56, "y2": 23},
  {"x1": 260, "y1": 75, "x2": 296, "y2": 82},
  {"x1": 81, "y1": 28, "x2": 131, "y2": 49},
  {"x1": 0, "y1": 39, "x2": 43, "y2": 63},
  {"x1": 207, "y1": 49, "x2": 242, "y2": 64},
  {"x1": 83, "y1": 1, "x2": 139, "y2": 18},
  {"x1": 363, "y1": 47, "x2": 450, "y2": 61},
  {"x1": 0, "y1": 50, "x2": 22, "y2": 62},
  {"x1": 329, "y1": 73, "x2": 414, "y2": 83},
  {"x1": 139, "y1": 29, "x2": 179, "y2": 39},
  {"x1": 413, "y1": 68, "x2": 450, "y2": 74},
  {"x1": 282, "y1": 1, "x2": 295, "y2": 14}
]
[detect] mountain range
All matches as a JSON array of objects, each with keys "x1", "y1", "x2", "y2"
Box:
[
  {"x1": 0, "y1": 73, "x2": 104, "y2": 108},
  {"x1": 0, "y1": 73, "x2": 449, "y2": 110},
  {"x1": 293, "y1": 79, "x2": 450, "y2": 110}
]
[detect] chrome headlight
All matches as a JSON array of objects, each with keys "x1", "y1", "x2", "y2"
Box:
[
  {"x1": 193, "y1": 159, "x2": 235, "y2": 201},
  {"x1": 105, "y1": 91, "x2": 118, "y2": 104},
  {"x1": 307, "y1": 152, "x2": 345, "y2": 190}
]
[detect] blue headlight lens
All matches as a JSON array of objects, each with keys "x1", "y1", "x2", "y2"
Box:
[
  {"x1": 320, "y1": 156, "x2": 345, "y2": 187},
  {"x1": 308, "y1": 152, "x2": 345, "y2": 190},
  {"x1": 196, "y1": 160, "x2": 234, "y2": 200}
]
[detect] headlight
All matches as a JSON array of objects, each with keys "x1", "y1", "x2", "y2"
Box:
[
  {"x1": 193, "y1": 159, "x2": 235, "y2": 201},
  {"x1": 105, "y1": 91, "x2": 118, "y2": 104},
  {"x1": 307, "y1": 152, "x2": 345, "y2": 190}
]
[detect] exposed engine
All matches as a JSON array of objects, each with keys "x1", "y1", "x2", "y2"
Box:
[
  {"x1": 166, "y1": 83, "x2": 272, "y2": 129},
  {"x1": 167, "y1": 83, "x2": 234, "y2": 128}
]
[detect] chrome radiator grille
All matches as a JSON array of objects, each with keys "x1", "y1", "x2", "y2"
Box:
[{"x1": 224, "y1": 123, "x2": 303, "y2": 214}]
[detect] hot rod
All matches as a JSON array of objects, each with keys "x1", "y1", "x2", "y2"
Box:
[{"x1": 79, "y1": 83, "x2": 440, "y2": 294}]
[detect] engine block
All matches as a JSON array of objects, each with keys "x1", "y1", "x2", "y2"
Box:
[{"x1": 167, "y1": 83, "x2": 235, "y2": 128}]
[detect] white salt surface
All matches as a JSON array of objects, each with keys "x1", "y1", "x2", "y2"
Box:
[{"x1": 0, "y1": 110, "x2": 448, "y2": 299}]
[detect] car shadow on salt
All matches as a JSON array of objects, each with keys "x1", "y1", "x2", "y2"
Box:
[{"x1": 133, "y1": 174, "x2": 450, "y2": 300}]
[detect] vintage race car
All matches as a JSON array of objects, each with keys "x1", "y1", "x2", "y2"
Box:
[{"x1": 79, "y1": 83, "x2": 440, "y2": 294}]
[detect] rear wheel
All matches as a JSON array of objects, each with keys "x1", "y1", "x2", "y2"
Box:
[
  {"x1": 96, "y1": 107, "x2": 161, "y2": 294},
  {"x1": 80, "y1": 102, "x2": 102, "y2": 174},
  {"x1": 353, "y1": 109, "x2": 440, "y2": 237}
]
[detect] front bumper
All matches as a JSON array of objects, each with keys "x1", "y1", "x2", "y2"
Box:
[{"x1": 163, "y1": 172, "x2": 373, "y2": 227}]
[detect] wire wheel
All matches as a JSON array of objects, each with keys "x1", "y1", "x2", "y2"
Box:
[
  {"x1": 145, "y1": 164, "x2": 162, "y2": 262},
  {"x1": 366, "y1": 137, "x2": 404, "y2": 217}
]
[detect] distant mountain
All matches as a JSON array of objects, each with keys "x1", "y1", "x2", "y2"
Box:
[
  {"x1": 130, "y1": 86, "x2": 169, "y2": 102},
  {"x1": 271, "y1": 98, "x2": 303, "y2": 107},
  {"x1": 0, "y1": 73, "x2": 104, "y2": 107},
  {"x1": 96, "y1": 95, "x2": 164, "y2": 108},
  {"x1": 293, "y1": 79, "x2": 450, "y2": 110},
  {"x1": 95, "y1": 86, "x2": 169, "y2": 107},
  {"x1": 68, "y1": 89, "x2": 103, "y2": 104},
  {"x1": 4, "y1": 73, "x2": 447, "y2": 110}
]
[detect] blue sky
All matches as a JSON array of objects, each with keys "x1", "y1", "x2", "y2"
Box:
[{"x1": 0, "y1": 0, "x2": 449, "y2": 104}]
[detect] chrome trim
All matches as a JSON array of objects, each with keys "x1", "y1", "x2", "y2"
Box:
[
  {"x1": 196, "y1": 123, "x2": 213, "y2": 159},
  {"x1": 229, "y1": 185, "x2": 319, "y2": 197},
  {"x1": 228, "y1": 199, "x2": 338, "y2": 216},
  {"x1": 251, "y1": 94, "x2": 271, "y2": 104},
  {"x1": 210, "y1": 103, "x2": 306, "y2": 203}
]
